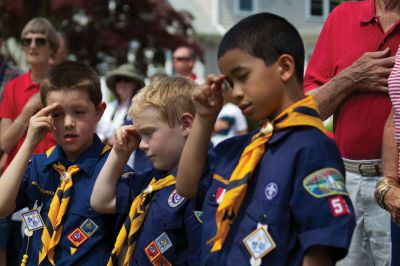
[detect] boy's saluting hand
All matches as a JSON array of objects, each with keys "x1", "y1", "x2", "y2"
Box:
[
  {"x1": 113, "y1": 125, "x2": 141, "y2": 154},
  {"x1": 25, "y1": 103, "x2": 59, "y2": 149},
  {"x1": 192, "y1": 74, "x2": 225, "y2": 119}
]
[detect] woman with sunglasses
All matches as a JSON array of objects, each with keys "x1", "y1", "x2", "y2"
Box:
[
  {"x1": 97, "y1": 63, "x2": 144, "y2": 145},
  {"x1": 0, "y1": 17, "x2": 59, "y2": 172}
]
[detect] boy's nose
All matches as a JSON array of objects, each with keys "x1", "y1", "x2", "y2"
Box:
[
  {"x1": 64, "y1": 115, "x2": 75, "y2": 128},
  {"x1": 139, "y1": 140, "x2": 149, "y2": 151},
  {"x1": 232, "y1": 85, "x2": 244, "y2": 104}
]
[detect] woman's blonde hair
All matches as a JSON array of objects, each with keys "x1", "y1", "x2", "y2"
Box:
[
  {"x1": 21, "y1": 17, "x2": 59, "y2": 53},
  {"x1": 130, "y1": 76, "x2": 196, "y2": 127}
]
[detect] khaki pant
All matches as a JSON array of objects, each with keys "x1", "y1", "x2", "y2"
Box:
[{"x1": 336, "y1": 172, "x2": 391, "y2": 266}]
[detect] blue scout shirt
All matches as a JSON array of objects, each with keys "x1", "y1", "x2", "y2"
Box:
[
  {"x1": 16, "y1": 134, "x2": 130, "y2": 265},
  {"x1": 201, "y1": 127, "x2": 356, "y2": 265},
  {"x1": 115, "y1": 167, "x2": 210, "y2": 266},
  {"x1": 391, "y1": 222, "x2": 400, "y2": 266}
]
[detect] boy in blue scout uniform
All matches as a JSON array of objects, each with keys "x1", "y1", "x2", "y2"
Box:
[
  {"x1": 0, "y1": 61, "x2": 131, "y2": 265},
  {"x1": 91, "y1": 77, "x2": 208, "y2": 265},
  {"x1": 176, "y1": 13, "x2": 356, "y2": 265}
]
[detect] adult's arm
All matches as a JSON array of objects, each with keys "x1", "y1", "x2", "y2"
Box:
[{"x1": 0, "y1": 93, "x2": 42, "y2": 153}]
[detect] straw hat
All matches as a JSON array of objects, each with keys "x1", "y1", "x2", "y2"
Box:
[{"x1": 106, "y1": 63, "x2": 145, "y2": 91}]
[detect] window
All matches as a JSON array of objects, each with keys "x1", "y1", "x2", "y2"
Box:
[
  {"x1": 235, "y1": 0, "x2": 256, "y2": 15},
  {"x1": 307, "y1": 0, "x2": 343, "y2": 19},
  {"x1": 239, "y1": 0, "x2": 253, "y2": 12}
]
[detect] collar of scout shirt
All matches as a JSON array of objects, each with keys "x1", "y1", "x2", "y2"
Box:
[
  {"x1": 151, "y1": 167, "x2": 177, "y2": 181},
  {"x1": 41, "y1": 134, "x2": 108, "y2": 177}
]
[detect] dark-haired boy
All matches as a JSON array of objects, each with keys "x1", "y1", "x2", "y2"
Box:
[
  {"x1": 177, "y1": 13, "x2": 355, "y2": 265},
  {"x1": 0, "y1": 61, "x2": 130, "y2": 265}
]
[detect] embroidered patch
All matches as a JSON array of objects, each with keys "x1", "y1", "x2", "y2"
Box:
[
  {"x1": 243, "y1": 227, "x2": 276, "y2": 259},
  {"x1": 80, "y1": 218, "x2": 99, "y2": 237},
  {"x1": 216, "y1": 187, "x2": 226, "y2": 204},
  {"x1": 168, "y1": 189, "x2": 186, "y2": 208},
  {"x1": 155, "y1": 232, "x2": 172, "y2": 254},
  {"x1": 194, "y1": 211, "x2": 203, "y2": 223},
  {"x1": 303, "y1": 168, "x2": 348, "y2": 198},
  {"x1": 329, "y1": 196, "x2": 350, "y2": 217},
  {"x1": 152, "y1": 254, "x2": 172, "y2": 266},
  {"x1": 265, "y1": 183, "x2": 278, "y2": 200},
  {"x1": 67, "y1": 228, "x2": 88, "y2": 247},
  {"x1": 22, "y1": 209, "x2": 44, "y2": 231},
  {"x1": 145, "y1": 241, "x2": 161, "y2": 262}
]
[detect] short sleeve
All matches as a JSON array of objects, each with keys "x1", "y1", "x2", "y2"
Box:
[
  {"x1": 290, "y1": 138, "x2": 355, "y2": 261},
  {"x1": 15, "y1": 161, "x2": 33, "y2": 211},
  {"x1": 303, "y1": 9, "x2": 337, "y2": 93},
  {"x1": 115, "y1": 169, "x2": 150, "y2": 215}
]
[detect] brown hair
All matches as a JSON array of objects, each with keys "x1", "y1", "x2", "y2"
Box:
[
  {"x1": 21, "y1": 17, "x2": 59, "y2": 53},
  {"x1": 40, "y1": 61, "x2": 102, "y2": 106},
  {"x1": 130, "y1": 76, "x2": 196, "y2": 127}
]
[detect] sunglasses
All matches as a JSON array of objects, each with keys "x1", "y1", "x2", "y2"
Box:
[
  {"x1": 115, "y1": 76, "x2": 134, "y2": 83},
  {"x1": 21, "y1": 37, "x2": 47, "y2": 47},
  {"x1": 173, "y1": 56, "x2": 192, "y2": 62}
]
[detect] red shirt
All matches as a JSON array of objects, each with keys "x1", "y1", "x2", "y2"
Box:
[
  {"x1": 0, "y1": 70, "x2": 56, "y2": 169},
  {"x1": 304, "y1": 0, "x2": 400, "y2": 160}
]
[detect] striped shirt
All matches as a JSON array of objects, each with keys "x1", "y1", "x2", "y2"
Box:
[{"x1": 388, "y1": 46, "x2": 400, "y2": 177}]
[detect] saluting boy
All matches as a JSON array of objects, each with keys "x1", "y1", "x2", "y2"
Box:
[
  {"x1": 0, "y1": 61, "x2": 130, "y2": 265},
  {"x1": 176, "y1": 13, "x2": 356, "y2": 265},
  {"x1": 91, "y1": 77, "x2": 208, "y2": 265}
]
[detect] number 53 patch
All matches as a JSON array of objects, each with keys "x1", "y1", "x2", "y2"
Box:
[{"x1": 329, "y1": 196, "x2": 351, "y2": 217}]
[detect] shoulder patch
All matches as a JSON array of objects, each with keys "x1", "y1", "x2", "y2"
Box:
[{"x1": 303, "y1": 168, "x2": 348, "y2": 198}]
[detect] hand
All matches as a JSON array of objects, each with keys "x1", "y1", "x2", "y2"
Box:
[
  {"x1": 25, "y1": 103, "x2": 58, "y2": 148},
  {"x1": 340, "y1": 48, "x2": 394, "y2": 93},
  {"x1": 112, "y1": 125, "x2": 140, "y2": 154},
  {"x1": 384, "y1": 186, "x2": 400, "y2": 223},
  {"x1": 192, "y1": 74, "x2": 225, "y2": 118},
  {"x1": 24, "y1": 93, "x2": 43, "y2": 115}
]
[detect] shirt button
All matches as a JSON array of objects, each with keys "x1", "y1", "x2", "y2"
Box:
[
  {"x1": 260, "y1": 214, "x2": 268, "y2": 223},
  {"x1": 86, "y1": 208, "x2": 92, "y2": 215},
  {"x1": 211, "y1": 194, "x2": 216, "y2": 200}
]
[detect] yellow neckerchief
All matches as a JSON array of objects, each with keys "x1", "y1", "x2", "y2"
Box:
[
  {"x1": 38, "y1": 144, "x2": 111, "y2": 265},
  {"x1": 208, "y1": 96, "x2": 327, "y2": 252},
  {"x1": 108, "y1": 174, "x2": 176, "y2": 266}
]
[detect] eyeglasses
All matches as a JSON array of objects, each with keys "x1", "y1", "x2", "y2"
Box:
[
  {"x1": 115, "y1": 76, "x2": 134, "y2": 83},
  {"x1": 173, "y1": 56, "x2": 192, "y2": 62},
  {"x1": 21, "y1": 37, "x2": 47, "y2": 47}
]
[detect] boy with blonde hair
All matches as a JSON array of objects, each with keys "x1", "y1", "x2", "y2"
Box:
[{"x1": 91, "y1": 77, "x2": 208, "y2": 265}]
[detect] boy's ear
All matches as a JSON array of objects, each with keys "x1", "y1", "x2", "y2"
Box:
[
  {"x1": 277, "y1": 54, "x2": 295, "y2": 83},
  {"x1": 95, "y1": 102, "x2": 107, "y2": 122},
  {"x1": 180, "y1": 112, "x2": 194, "y2": 136}
]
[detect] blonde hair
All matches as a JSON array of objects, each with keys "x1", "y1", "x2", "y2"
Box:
[
  {"x1": 21, "y1": 17, "x2": 59, "y2": 53},
  {"x1": 130, "y1": 76, "x2": 196, "y2": 127}
]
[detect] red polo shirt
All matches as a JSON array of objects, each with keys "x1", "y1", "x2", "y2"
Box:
[
  {"x1": 304, "y1": 0, "x2": 400, "y2": 160},
  {"x1": 0, "y1": 70, "x2": 56, "y2": 169}
]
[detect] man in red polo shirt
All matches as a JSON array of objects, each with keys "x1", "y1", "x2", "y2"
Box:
[
  {"x1": 172, "y1": 46, "x2": 204, "y2": 84},
  {"x1": 0, "y1": 17, "x2": 59, "y2": 171},
  {"x1": 304, "y1": 0, "x2": 400, "y2": 265}
]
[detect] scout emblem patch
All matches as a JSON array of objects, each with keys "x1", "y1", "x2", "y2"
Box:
[
  {"x1": 145, "y1": 232, "x2": 173, "y2": 263},
  {"x1": 22, "y1": 209, "x2": 44, "y2": 232},
  {"x1": 215, "y1": 187, "x2": 226, "y2": 204},
  {"x1": 303, "y1": 168, "x2": 348, "y2": 198},
  {"x1": 145, "y1": 241, "x2": 161, "y2": 262},
  {"x1": 264, "y1": 182, "x2": 278, "y2": 200},
  {"x1": 155, "y1": 232, "x2": 173, "y2": 253},
  {"x1": 168, "y1": 189, "x2": 186, "y2": 208},
  {"x1": 67, "y1": 228, "x2": 88, "y2": 247},
  {"x1": 80, "y1": 218, "x2": 99, "y2": 237},
  {"x1": 329, "y1": 196, "x2": 351, "y2": 217},
  {"x1": 243, "y1": 227, "x2": 276, "y2": 260}
]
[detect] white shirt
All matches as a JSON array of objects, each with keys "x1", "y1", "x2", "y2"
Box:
[
  {"x1": 211, "y1": 103, "x2": 248, "y2": 146},
  {"x1": 97, "y1": 99, "x2": 131, "y2": 141}
]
